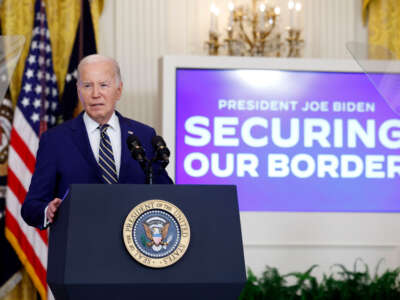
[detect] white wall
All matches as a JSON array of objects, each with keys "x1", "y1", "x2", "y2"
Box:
[
  {"x1": 99, "y1": 0, "x2": 367, "y2": 133},
  {"x1": 98, "y1": 1, "x2": 380, "y2": 278}
]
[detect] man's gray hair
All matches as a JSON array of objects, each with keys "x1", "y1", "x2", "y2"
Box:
[{"x1": 77, "y1": 54, "x2": 122, "y2": 84}]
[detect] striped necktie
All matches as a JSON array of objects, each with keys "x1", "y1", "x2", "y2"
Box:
[{"x1": 98, "y1": 124, "x2": 118, "y2": 184}]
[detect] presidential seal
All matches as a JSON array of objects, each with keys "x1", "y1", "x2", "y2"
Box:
[{"x1": 123, "y1": 200, "x2": 190, "y2": 268}]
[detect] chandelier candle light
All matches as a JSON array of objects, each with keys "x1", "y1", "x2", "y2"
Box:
[
  {"x1": 206, "y1": 3, "x2": 221, "y2": 55},
  {"x1": 205, "y1": 0, "x2": 304, "y2": 57}
]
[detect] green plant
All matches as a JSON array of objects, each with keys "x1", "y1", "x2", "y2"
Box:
[{"x1": 239, "y1": 259, "x2": 400, "y2": 300}]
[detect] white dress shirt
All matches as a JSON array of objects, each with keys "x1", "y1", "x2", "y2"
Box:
[{"x1": 83, "y1": 112, "x2": 121, "y2": 176}]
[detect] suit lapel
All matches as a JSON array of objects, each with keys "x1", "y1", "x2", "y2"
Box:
[
  {"x1": 69, "y1": 113, "x2": 103, "y2": 181},
  {"x1": 117, "y1": 112, "x2": 130, "y2": 183}
]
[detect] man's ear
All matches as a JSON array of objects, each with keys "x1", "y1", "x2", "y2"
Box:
[{"x1": 117, "y1": 81, "x2": 123, "y2": 101}]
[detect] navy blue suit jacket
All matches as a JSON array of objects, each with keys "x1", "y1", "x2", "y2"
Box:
[{"x1": 21, "y1": 111, "x2": 173, "y2": 228}]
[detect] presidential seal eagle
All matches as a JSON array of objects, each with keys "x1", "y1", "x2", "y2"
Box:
[{"x1": 143, "y1": 222, "x2": 170, "y2": 250}]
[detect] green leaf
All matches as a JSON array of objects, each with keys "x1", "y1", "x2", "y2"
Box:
[{"x1": 239, "y1": 260, "x2": 400, "y2": 300}]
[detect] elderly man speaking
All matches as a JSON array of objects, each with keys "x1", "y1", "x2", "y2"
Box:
[{"x1": 21, "y1": 54, "x2": 173, "y2": 229}]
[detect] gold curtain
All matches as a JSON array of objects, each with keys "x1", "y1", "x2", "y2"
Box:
[
  {"x1": 0, "y1": 1, "x2": 103, "y2": 299},
  {"x1": 362, "y1": 0, "x2": 400, "y2": 59},
  {"x1": 0, "y1": 0, "x2": 104, "y2": 106},
  {"x1": 3, "y1": 270, "x2": 38, "y2": 300}
]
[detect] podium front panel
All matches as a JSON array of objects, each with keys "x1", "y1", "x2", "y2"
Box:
[{"x1": 48, "y1": 184, "x2": 246, "y2": 300}]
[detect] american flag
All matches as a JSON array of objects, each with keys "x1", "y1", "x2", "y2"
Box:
[{"x1": 5, "y1": 0, "x2": 59, "y2": 299}]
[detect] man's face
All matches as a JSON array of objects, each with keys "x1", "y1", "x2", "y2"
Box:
[{"x1": 77, "y1": 60, "x2": 122, "y2": 124}]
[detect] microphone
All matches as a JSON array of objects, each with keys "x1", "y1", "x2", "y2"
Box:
[
  {"x1": 151, "y1": 135, "x2": 170, "y2": 167},
  {"x1": 126, "y1": 134, "x2": 146, "y2": 165}
]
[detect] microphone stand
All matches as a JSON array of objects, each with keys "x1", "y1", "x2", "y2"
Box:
[
  {"x1": 127, "y1": 135, "x2": 168, "y2": 184},
  {"x1": 145, "y1": 156, "x2": 169, "y2": 184},
  {"x1": 145, "y1": 159, "x2": 153, "y2": 185},
  {"x1": 130, "y1": 149, "x2": 168, "y2": 185}
]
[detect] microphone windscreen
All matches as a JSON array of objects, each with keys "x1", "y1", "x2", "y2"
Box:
[
  {"x1": 127, "y1": 134, "x2": 142, "y2": 151},
  {"x1": 151, "y1": 135, "x2": 166, "y2": 148}
]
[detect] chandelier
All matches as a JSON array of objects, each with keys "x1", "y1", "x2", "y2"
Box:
[{"x1": 205, "y1": 0, "x2": 304, "y2": 57}]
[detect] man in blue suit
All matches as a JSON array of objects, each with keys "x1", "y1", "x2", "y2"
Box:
[{"x1": 21, "y1": 54, "x2": 173, "y2": 229}]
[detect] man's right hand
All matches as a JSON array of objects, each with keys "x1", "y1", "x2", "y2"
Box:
[{"x1": 46, "y1": 198, "x2": 62, "y2": 224}]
